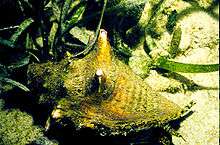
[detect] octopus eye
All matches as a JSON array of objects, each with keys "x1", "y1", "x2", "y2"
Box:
[
  {"x1": 100, "y1": 29, "x2": 107, "y2": 35},
  {"x1": 99, "y1": 29, "x2": 107, "y2": 40},
  {"x1": 95, "y1": 69, "x2": 106, "y2": 94},
  {"x1": 88, "y1": 69, "x2": 107, "y2": 94},
  {"x1": 96, "y1": 68, "x2": 103, "y2": 77}
]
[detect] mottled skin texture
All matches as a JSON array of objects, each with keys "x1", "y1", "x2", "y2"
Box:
[{"x1": 28, "y1": 29, "x2": 182, "y2": 135}]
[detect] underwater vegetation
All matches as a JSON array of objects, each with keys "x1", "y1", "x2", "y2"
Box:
[
  {"x1": 0, "y1": 0, "x2": 219, "y2": 145},
  {"x1": 0, "y1": 99, "x2": 57, "y2": 145}
]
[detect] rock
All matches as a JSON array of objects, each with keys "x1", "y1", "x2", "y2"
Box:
[{"x1": 0, "y1": 109, "x2": 43, "y2": 145}]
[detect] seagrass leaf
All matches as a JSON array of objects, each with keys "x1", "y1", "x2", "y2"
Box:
[
  {"x1": 10, "y1": 18, "x2": 34, "y2": 44},
  {"x1": 0, "y1": 77, "x2": 30, "y2": 92},
  {"x1": 157, "y1": 57, "x2": 219, "y2": 73}
]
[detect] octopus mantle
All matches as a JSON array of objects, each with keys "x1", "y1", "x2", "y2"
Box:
[{"x1": 27, "y1": 29, "x2": 182, "y2": 135}]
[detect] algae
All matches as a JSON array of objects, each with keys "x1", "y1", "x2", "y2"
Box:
[
  {"x1": 0, "y1": 99, "x2": 58, "y2": 145},
  {"x1": 0, "y1": 101, "x2": 43, "y2": 145}
]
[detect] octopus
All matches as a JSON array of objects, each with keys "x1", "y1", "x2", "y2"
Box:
[{"x1": 27, "y1": 29, "x2": 184, "y2": 143}]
